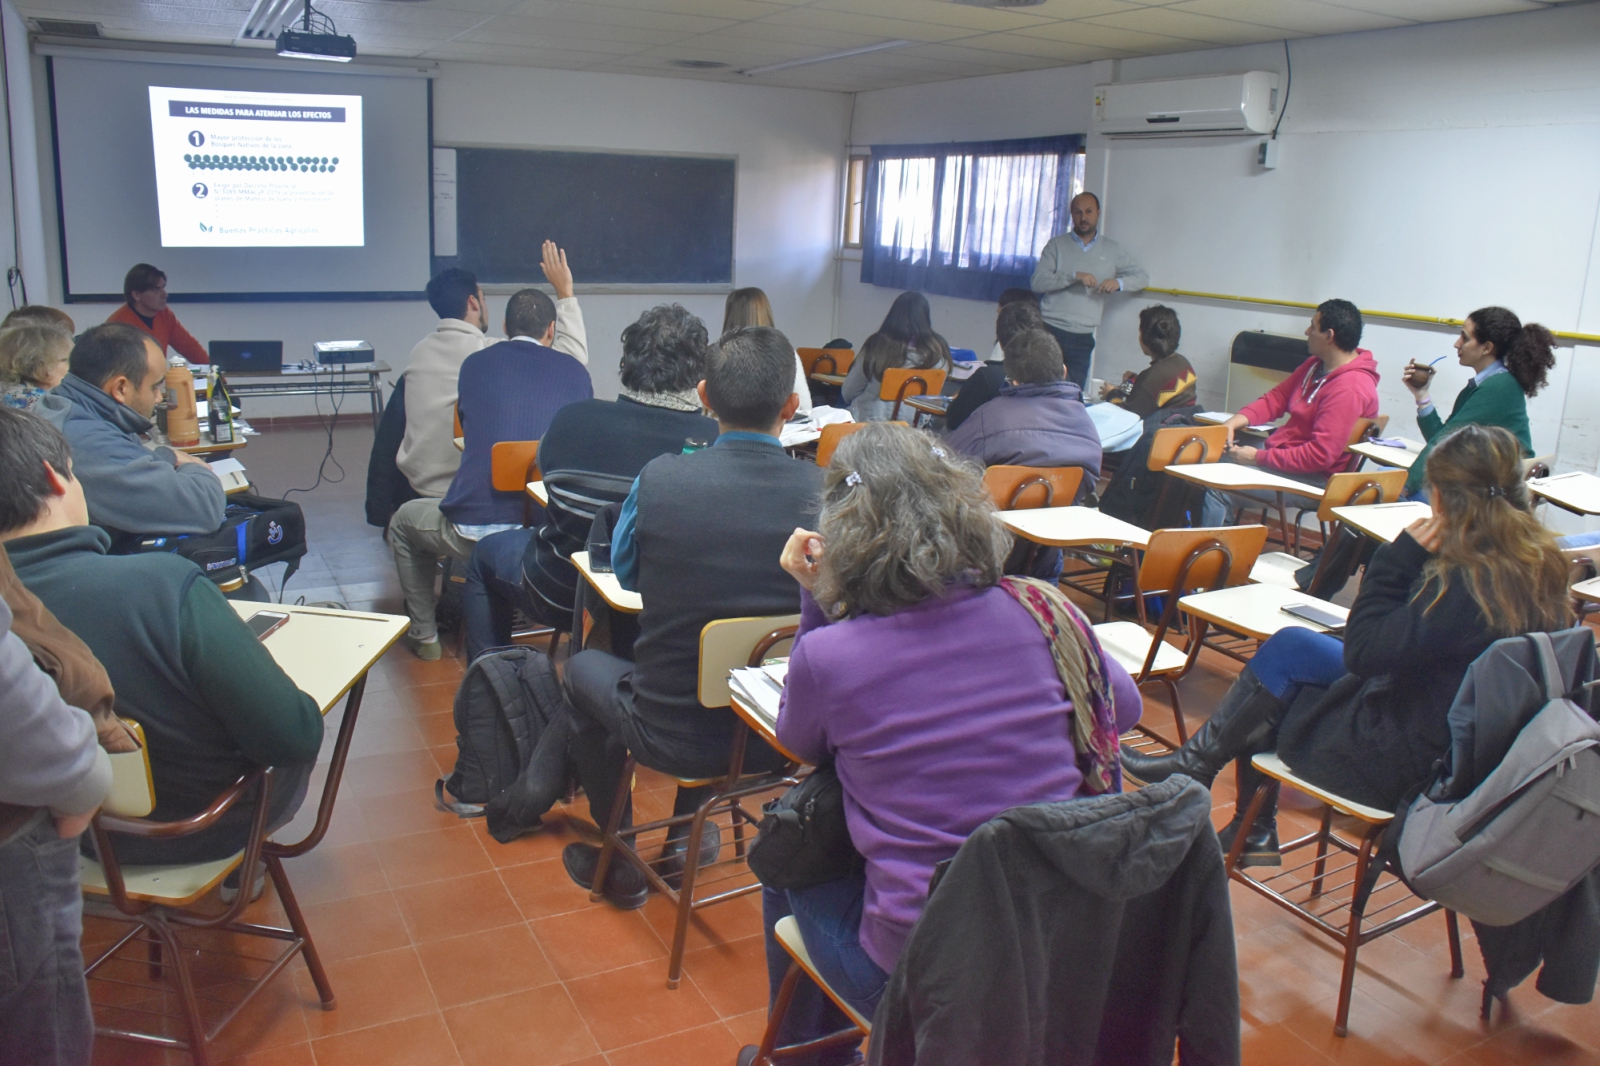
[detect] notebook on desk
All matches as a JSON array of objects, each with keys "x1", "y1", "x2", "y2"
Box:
[{"x1": 209, "y1": 341, "x2": 283, "y2": 374}]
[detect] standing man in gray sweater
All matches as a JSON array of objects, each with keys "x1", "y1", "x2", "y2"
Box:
[
  {"x1": 1029, "y1": 192, "x2": 1148, "y2": 389},
  {"x1": 0, "y1": 592, "x2": 113, "y2": 1065}
]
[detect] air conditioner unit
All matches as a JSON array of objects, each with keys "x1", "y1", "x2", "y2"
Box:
[{"x1": 1093, "y1": 72, "x2": 1278, "y2": 138}]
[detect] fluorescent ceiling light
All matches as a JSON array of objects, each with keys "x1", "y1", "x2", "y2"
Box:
[{"x1": 740, "y1": 39, "x2": 912, "y2": 77}]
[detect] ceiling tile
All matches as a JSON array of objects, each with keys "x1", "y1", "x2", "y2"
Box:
[
  {"x1": 711, "y1": 20, "x2": 890, "y2": 50},
  {"x1": 805, "y1": 0, "x2": 1058, "y2": 32},
  {"x1": 1024, "y1": 18, "x2": 1210, "y2": 52},
  {"x1": 1166, "y1": 0, "x2": 1411, "y2": 35},
  {"x1": 505, "y1": 0, "x2": 733, "y2": 32},
  {"x1": 1317, "y1": 0, "x2": 1541, "y2": 17},
  {"x1": 1081, "y1": 7, "x2": 1307, "y2": 45},
  {"x1": 549, "y1": 0, "x2": 793, "y2": 18},
  {"x1": 759, "y1": 6, "x2": 984, "y2": 44},
  {"x1": 958, "y1": 31, "x2": 1133, "y2": 62},
  {"x1": 461, "y1": 14, "x2": 695, "y2": 45}
]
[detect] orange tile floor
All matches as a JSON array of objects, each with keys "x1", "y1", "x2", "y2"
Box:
[{"x1": 85, "y1": 423, "x2": 1600, "y2": 1065}]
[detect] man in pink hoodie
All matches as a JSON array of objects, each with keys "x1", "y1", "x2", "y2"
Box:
[{"x1": 1202, "y1": 299, "x2": 1380, "y2": 525}]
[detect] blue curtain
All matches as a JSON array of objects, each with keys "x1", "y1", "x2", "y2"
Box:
[{"x1": 860, "y1": 134, "x2": 1084, "y2": 302}]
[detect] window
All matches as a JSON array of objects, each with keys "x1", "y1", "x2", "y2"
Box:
[
  {"x1": 860, "y1": 135, "x2": 1085, "y2": 301},
  {"x1": 842, "y1": 155, "x2": 868, "y2": 248}
]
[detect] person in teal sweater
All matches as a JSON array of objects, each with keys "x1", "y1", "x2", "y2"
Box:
[
  {"x1": 0, "y1": 407, "x2": 322, "y2": 868},
  {"x1": 1402, "y1": 306, "x2": 1556, "y2": 498}
]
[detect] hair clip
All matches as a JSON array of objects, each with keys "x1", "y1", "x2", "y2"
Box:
[
  {"x1": 931, "y1": 447, "x2": 946, "y2": 458},
  {"x1": 845, "y1": 471, "x2": 862, "y2": 487},
  {"x1": 1486, "y1": 485, "x2": 1508, "y2": 498}
]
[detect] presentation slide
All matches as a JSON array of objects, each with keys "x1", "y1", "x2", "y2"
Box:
[{"x1": 148, "y1": 86, "x2": 364, "y2": 248}]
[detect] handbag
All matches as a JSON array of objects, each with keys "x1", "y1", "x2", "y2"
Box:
[{"x1": 747, "y1": 762, "x2": 864, "y2": 890}]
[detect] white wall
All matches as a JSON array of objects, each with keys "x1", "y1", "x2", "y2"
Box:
[
  {"x1": 843, "y1": 4, "x2": 1600, "y2": 529},
  {"x1": 20, "y1": 55, "x2": 850, "y2": 413}
]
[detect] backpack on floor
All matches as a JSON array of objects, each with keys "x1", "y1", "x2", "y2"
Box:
[
  {"x1": 435, "y1": 645, "x2": 574, "y2": 843},
  {"x1": 1398, "y1": 629, "x2": 1600, "y2": 927}
]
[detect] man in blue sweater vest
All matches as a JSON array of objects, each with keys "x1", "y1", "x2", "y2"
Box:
[
  {"x1": 561, "y1": 327, "x2": 821, "y2": 908},
  {"x1": 388, "y1": 288, "x2": 592, "y2": 659}
]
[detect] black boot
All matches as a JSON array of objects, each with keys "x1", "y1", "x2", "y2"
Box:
[
  {"x1": 1217, "y1": 761, "x2": 1281, "y2": 867},
  {"x1": 1121, "y1": 669, "x2": 1286, "y2": 789}
]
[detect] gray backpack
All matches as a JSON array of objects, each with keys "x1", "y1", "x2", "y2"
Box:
[{"x1": 1398, "y1": 629, "x2": 1600, "y2": 927}]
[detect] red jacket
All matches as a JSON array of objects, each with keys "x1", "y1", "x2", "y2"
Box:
[
  {"x1": 105, "y1": 304, "x2": 208, "y2": 364},
  {"x1": 1239, "y1": 351, "x2": 1379, "y2": 478}
]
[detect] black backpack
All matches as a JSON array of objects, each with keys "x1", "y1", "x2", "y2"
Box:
[
  {"x1": 1099, "y1": 405, "x2": 1202, "y2": 530},
  {"x1": 116, "y1": 493, "x2": 307, "y2": 589},
  {"x1": 435, "y1": 645, "x2": 574, "y2": 843}
]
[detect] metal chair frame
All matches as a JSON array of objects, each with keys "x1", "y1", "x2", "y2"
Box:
[
  {"x1": 588, "y1": 624, "x2": 803, "y2": 988},
  {"x1": 83, "y1": 671, "x2": 375, "y2": 1064},
  {"x1": 1227, "y1": 756, "x2": 1464, "y2": 1038}
]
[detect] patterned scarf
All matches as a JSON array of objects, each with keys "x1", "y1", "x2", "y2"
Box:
[
  {"x1": 999, "y1": 576, "x2": 1121, "y2": 795},
  {"x1": 620, "y1": 386, "x2": 703, "y2": 413}
]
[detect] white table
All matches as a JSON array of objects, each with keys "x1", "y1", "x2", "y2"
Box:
[
  {"x1": 1572, "y1": 576, "x2": 1600, "y2": 608},
  {"x1": 1331, "y1": 501, "x2": 1432, "y2": 544},
  {"x1": 1529, "y1": 472, "x2": 1600, "y2": 516},
  {"x1": 1001, "y1": 507, "x2": 1151, "y2": 622},
  {"x1": 998, "y1": 506, "x2": 1152, "y2": 549},
  {"x1": 228, "y1": 602, "x2": 407, "y2": 714},
  {"x1": 526, "y1": 481, "x2": 549, "y2": 506},
  {"x1": 572, "y1": 550, "x2": 642, "y2": 613},
  {"x1": 1180, "y1": 584, "x2": 1349, "y2": 643},
  {"x1": 227, "y1": 602, "x2": 407, "y2": 858},
  {"x1": 1348, "y1": 438, "x2": 1425, "y2": 471},
  {"x1": 1167, "y1": 462, "x2": 1324, "y2": 547}
]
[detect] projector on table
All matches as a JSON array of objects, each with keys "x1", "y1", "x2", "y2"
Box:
[{"x1": 314, "y1": 340, "x2": 373, "y2": 365}]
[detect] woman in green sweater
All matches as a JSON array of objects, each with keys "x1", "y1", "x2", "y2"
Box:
[{"x1": 1401, "y1": 306, "x2": 1555, "y2": 497}]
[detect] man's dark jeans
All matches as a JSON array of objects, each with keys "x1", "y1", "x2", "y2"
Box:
[
  {"x1": 0, "y1": 816, "x2": 93, "y2": 1066},
  {"x1": 1044, "y1": 325, "x2": 1096, "y2": 389},
  {"x1": 462, "y1": 528, "x2": 550, "y2": 664},
  {"x1": 562, "y1": 649, "x2": 786, "y2": 831}
]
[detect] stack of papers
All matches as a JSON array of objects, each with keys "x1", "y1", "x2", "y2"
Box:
[
  {"x1": 728, "y1": 660, "x2": 788, "y2": 732},
  {"x1": 780, "y1": 406, "x2": 854, "y2": 448},
  {"x1": 207, "y1": 457, "x2": 250, "y2": 493}
]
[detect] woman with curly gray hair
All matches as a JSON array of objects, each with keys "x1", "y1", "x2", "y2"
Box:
[{"x1": 752, "y1": 422, "x2": 1142, "y2": 1060}]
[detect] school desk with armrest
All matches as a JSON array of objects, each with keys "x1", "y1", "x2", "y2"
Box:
[
  {"x1": 879, "y1": 366, "x2": 947, "y2": 423},
  {"x1": 1250, "y1": 468, "x2": 1407, "y2": 595},
  {"x1": 1000, "y1": 506, "x2": 1150, "y2": 623},
  {"x1": 815, "y1": 421, "x2": 906, "y2": 467},
  {"x1": 1230, "y1": 752, "x2": 1462, "y2": 1039},
  {"x1": 83, "y1": 605, "x2": 407, "y2": 1065},
  {"x1": 586, "y1": 616, "x2": 802, "y2": 989},
  {"x1": 1331, "y1": 501, "x2": 1432, "y2": 544},
  {"x1": 1530, "y1": 471, "x2": 1600, "y2": 516},
  {"x1": 1096, "y1": 524, "x2": 1267, "y2": 754},
  {"x1": 1168, "y1": 461, "x2": 1325, "y2": 552}
]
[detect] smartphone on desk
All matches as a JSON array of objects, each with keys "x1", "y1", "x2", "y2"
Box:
[
  {"x1": 246, "y1": 610, "x2": 290, "y2": 641},
  {"x1": 1281, "y1": 602, "x2": 1346, "y2": 633}
]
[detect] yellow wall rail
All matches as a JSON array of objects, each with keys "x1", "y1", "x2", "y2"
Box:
[{"x1": 1142, "y1": 286, "x2": 1600, "y2": 347}]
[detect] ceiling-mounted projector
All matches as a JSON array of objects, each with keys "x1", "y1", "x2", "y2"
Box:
[
  {"x1": 276, "y1": 28, "x2": 355, "y2": 61},
  {"x1": 276, "y1": 2, "x2": 355, "y2": 62}
]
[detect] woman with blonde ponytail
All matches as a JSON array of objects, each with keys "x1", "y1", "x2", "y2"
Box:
[{"x1": 1123, "y1": 424, "x2": 1571, "y2": 865}]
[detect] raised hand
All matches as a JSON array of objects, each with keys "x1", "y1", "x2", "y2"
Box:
[{"x1": 540, "y1": 240, "x2": 574, "y2": 300}]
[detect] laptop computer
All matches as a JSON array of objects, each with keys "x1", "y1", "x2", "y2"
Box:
[{"x1": 208, "y1": 341, "x2": 283, "y2": 374}]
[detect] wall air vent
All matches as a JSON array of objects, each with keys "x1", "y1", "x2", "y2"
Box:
[{"x1": 32, "y1": 19, "x2": 102, "y2": 37}]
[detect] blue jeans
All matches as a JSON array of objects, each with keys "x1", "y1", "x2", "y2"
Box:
[
  {"x1": 761, "y1": 876, "x2": 888, "y2": 1064},
  {"x1": 1044, "y1": 325, "x2": 1095, "y2": 389},
  {"x1": 0, "y1": 816, "x2": 93, "y2": 1066},
  {"x1": 463, "y1": 528, "x2": 542, "y2": 664},
  {"x1": 1248, "y1": 626, "x2": 1346, "y2": 702}
]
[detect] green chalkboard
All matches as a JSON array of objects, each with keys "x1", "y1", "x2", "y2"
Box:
[{"x1": 438, "y1": 146, "x2": 735, "y2": 286}]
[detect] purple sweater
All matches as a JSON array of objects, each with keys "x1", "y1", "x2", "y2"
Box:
[{"x1": 777, "y1": 584, "x2": 1142, "y2": 972}]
